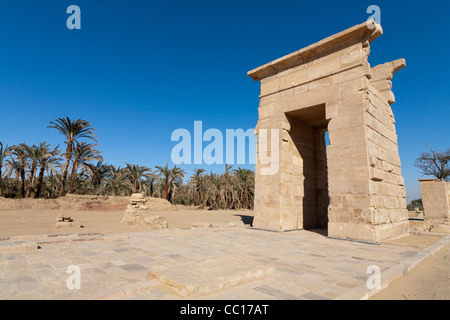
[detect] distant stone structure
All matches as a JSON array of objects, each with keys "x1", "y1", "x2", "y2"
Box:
[
  {"x1": 248, "y1": 21, "x2": 410, "y2": 242},
  {"x1": 55, "y1": 214, "x2": 81, "y2": 228},
  {"x1": 120, "y1": 193, "x2": 168, "y2": 230},
  {"x1": 419, "y1": 179, "x2": 450, "y2": 223},
  {"x1": 121, "y1": 192, "x2": 149, "y2": 225}
]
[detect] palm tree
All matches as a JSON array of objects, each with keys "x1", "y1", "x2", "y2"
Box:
[
  {"x1": 4, "y1": 157, "x2": 19, "y2": 190},
  {"x1": 85, "y1": 161, "x2": 110, "y2": 194},
  {"x1": 155, "y1": 163, "x2": 185, "y2": 202},
  {"x1": 210, "y1": 172, "x2": 223, "y2": 209},
  {"x1": 191, "y1": 168, "x2": 206, "y2": 205},
  {"x1": 0, "y1": 142, "x2": 11, "y2": 196},
  {"x1": 21, "y1": 144, "x2": 42, "y2": 198},
  {"x1": 142, "y1": 170, "x2": 157, "y2": 197},
  {"x1": 10, "y1": 144, "x2": 29, "y2": 198},
  {"x1": 222, "y1": 164, "x2": 233, "y2": 209},
  {"x1": 0, "y1": 142, "x2": 10, "y2": 180},
  {"x1": 67, "y1": 142, "x2": 102, "y2": 194},
  {"x1": 106, "y1": 165, "x2": 128, "y2": 196},
  {"x1": 168, "y1": 166, "x2": 185, "y2": 203},
  {"x1": 124, "y1": 163, "x2": 150, "y2": 193},
  {"x1": 40, "y1": 171, "x2": 62, "y2": 199},
  {"x1": 233, "y1": 168, "x2": 255, "y2": 209},
  {"x1": 34, "y1": 144, "x2": 61, "y2": 198},
  {"x1": 48, "y1": 117, "x2": 97, "y2": 196},
  {"x1": 155, "y1": 163, "x2": 171, "y2": 200}
]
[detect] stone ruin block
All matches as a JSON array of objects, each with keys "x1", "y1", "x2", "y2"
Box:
[
  {"x1": 55, "y1": 214, "x2": 81, "y2": 228},
  {"x1": 248, "y1": 21, "x2": 410, "y2": 242},
  {"x1": 419, "y1": 179, "x2": 450, "y2": 223},
  {"x1": 120, "y1": 192, "x2": 149, "y2": 225},
  {"x1": 120, "y1": 193, "x2": 168, "y2": 230}
]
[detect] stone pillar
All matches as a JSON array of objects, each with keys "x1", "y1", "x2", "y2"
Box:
[
  {"x1": 248, "y1": 21, "x2": 410, "y2": 242},
  {"x1": 419, "y1": 179, "x2": 450, "y2": 223}
]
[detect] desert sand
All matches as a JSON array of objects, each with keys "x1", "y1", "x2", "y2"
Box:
[
  {"x1": 0, "y1": 208, "x2": 253, "y2": 237},
  {"x1": 371, "y1": 244, "x2": 450, "y2": 300},
  {"x1": 0, "y1": 195, "x2": 253, "y2": 237}
]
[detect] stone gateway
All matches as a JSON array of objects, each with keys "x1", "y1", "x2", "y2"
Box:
[{"x1": 248, "y1": 21, "x2": 410, "y2": 242}]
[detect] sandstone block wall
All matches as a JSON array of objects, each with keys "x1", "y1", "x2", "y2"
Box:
[
  {"x1": 248, "y1": 21, "x2": 410, "y2": 242},
  {"x1": 419, "y1": 179, "x2": 450, "y2": 222}
]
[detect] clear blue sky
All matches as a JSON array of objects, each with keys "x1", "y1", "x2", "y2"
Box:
[{"x1": 0, "y1": 0, "x2": 449, "y2": 202}]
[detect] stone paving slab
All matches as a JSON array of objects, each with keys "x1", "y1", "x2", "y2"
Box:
[
  {"x1": 0, "y1": 232, "x2": 104, "y2": 242},
  {"x1": 67, "y1": 279, "x2": 161, "y2": 300},
  {"x1": 0, "y1": 241, "x2": 38, "y2": 253},
  {"x1": 0, "y1": 228, "x2": 446, "y2": 300},
  {"x1": 0, "y1": 232, "x2": 128, "y2": 254},
  {"x1": 147, "y1": 255, "x2": 275, "y2": 298}
]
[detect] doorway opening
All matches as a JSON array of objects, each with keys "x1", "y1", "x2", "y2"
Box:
[{"x1": 286, "y1": 104, "x2": 330, "y2": 231}]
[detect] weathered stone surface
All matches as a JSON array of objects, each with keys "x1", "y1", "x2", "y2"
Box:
[
  {"x1": 55, "y1": 214, "x2": 83, "y2": 228},
  {"x1": 140, "y1": 215, "x2": 168, "y2": 231},
  {"x1": 120, "y1": 193, "x2": 169, "y2": 230},
  {"x1": 419, "y1": 179, "x2": 450, "y2": 223},
  {"x1": 121, "y1": 193, "x2": 149, "y2": 226},
  {"x1": 1, "y1": 227, "x2": 444, "y2": 300},
  {"x1": 248, "y1": 21, "x2": 409, "y2": 242},
  {"x1": 56, "y1": 214, "x2": 73, "y2": 223},
  {"x1": 55, "y1": 222, "x2": 78, "y2": 228},
  {"x1": 146, "y1": 255, "x2": 275, "y2": 298}
]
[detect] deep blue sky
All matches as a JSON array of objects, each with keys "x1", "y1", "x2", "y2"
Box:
[{"x1": 0, "y1": 0, "x2": 449, "y2": 202}]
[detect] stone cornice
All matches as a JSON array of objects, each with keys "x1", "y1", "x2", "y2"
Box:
[{"x1": 248, "y1": 20, "x2": 383, "y2": 81}]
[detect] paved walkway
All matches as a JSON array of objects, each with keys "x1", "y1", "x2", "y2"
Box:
[{"x1": 0, "y1": 227, "x2": 446, "y2": 300}]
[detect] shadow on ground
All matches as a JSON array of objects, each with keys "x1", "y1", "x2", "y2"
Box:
[
  {"x1": 234, "y1": 214, "x2": 254, "y2": 226},
  {"x1": 306, "y1": 228, "x2": 328, "y2": 237}
]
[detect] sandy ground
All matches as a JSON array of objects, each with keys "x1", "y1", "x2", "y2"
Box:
[
  {"x1": 0, "y1": 208, "x2": 254, "y2": 237},
  {"x1": 371, "y1": 244, "x2": 450, "y2": 300}
]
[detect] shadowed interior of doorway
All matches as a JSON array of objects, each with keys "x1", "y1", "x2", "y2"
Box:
[{"x1": 286, "y1": 104, "x2": 330, "y2": 234}]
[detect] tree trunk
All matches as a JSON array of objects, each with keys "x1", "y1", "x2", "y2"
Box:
[
  {"x1": 168, "y1": 188, "x2": 172, "y2": 203},
  {"x1": 162, "y1": 180, "x2": 169, "y2": 200},
  {"x1": 195, "y1": 184, "x2": 202, "y2": 206},
  {"x1": 0, "y1": 165, "x2": 2, "y2": 197},
  {"x1": 20, "y1": 166, "x2": 26, "y2": 198},
  {"x1": 26, "y1": 165, "x2": 37, "y2": 198},
  {"x1": 34, "y1": 165, "x2": 46, "y2": 198},
  {"x1": 170, "y1": 184, "x2": 177, "y2": 204},
  {"x1": 243, "y1": 187, "x2": 248, "y2": 209},
  {"x1": 59, "y1": 142, "x2": 73, "y2": 197},
  {"x1": 67, "y1": 162, "x2": 78, "y2": 194},
  {"x1": 198, "y1": 184, "x2": 204, "y2": 205},
  {"x1": 14, "y1": 170, "x2": 19, "y2": 192}
]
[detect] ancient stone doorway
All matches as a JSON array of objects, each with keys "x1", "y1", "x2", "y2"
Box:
[
  {"x1": 248, "y1": 21, "x2": 411, "y2": 242},
  {"x1": 286, "y1": 104, "x2": 329, "y2": 230}
]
